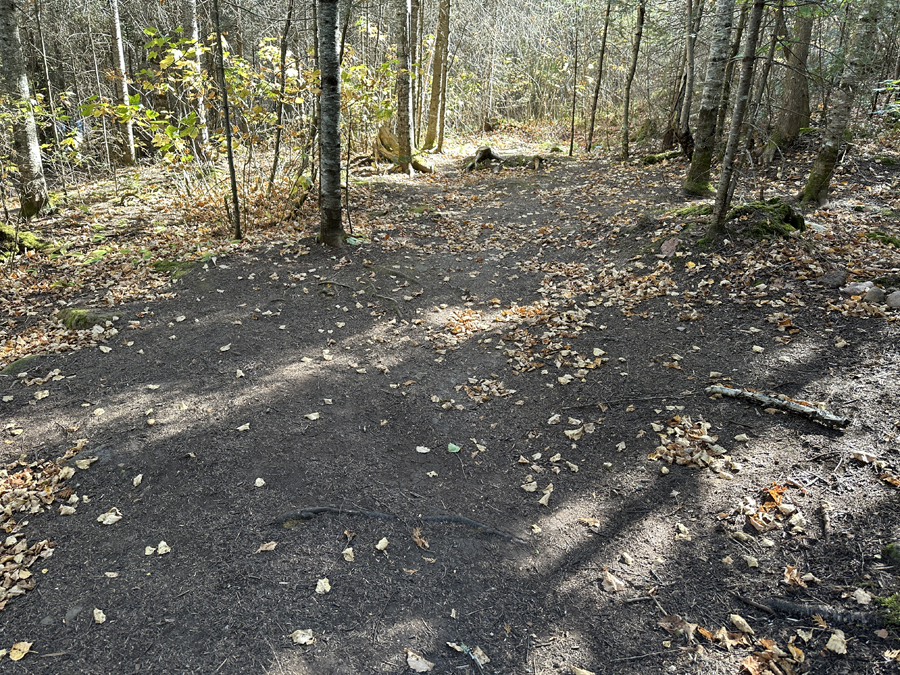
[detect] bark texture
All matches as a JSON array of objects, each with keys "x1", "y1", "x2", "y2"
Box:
[
  {"x1": 317, "y1": 0, "x2": 345, "y2": 246},
  {"x1": 709, "y1": 0, "x2": 766, "y2": 239},
  {"x1": 183, "y1": 0, "x2": 211, "y2": 153},
  {"x1": 620, "y1": 0, "x2": 646, "y2": 160},
  {"x1": 761, "y1": 13, "x2": 813, "y2": 164},
  {"x1": 111, "y1": 0, "x2": 136, "y2": 165},
  {"x1": 395, "y1": 0, "x2": 415, "y2": 174},
  {"x1": 0, "y1": 0, "x2": 49, "y2": 218},
  {"x1": 584, "y1": 0, "x2": 611, "y2": 152},
  {"x1": 421, "y1": 0, "x2": 449, "y2": 150},
  {"x1": 684, "y1": 0, "x2": 736, "y2": 194},
  {"x1": 801, "y1": 0, "x2": 882, "y2": 205}
]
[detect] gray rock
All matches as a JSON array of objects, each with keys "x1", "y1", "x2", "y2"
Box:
[
  {"x1": 865, "y1": 287, "x2": 887, "y2": 304},
  {"x1": 840, "y1": 281, "x2": 874, "y2": 296},
  {"x1": 819, "y1": 270, "x2": 847, "y2": 288},
  {"x1": 888, "y1": 291, "x2": 900, "y2": 309}
]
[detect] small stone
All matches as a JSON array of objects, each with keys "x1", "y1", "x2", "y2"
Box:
[
  {"x1": 819, "y1": 270, "x2": 847, "y2": 288},
  {"x1": 840, "y1": 281, "x2": 874, "y2": 296},
  {"x1": 865, "y1": 287, "x2": 887, "y2": 304},
  {"x1": 887, "y1": 291, "x2": 900, "y2": 309}
]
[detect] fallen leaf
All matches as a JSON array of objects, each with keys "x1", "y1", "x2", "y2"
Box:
[
  {"x1": 342, "y1": 547, "x2": 354, "y2": 562},
  {"x1": 9, "y1": 641, "x2": 32, "y2": 661},
  {"x1": 133, "y1": 474, "x2": 143, "y2": 487},
  {"x1": 375, "y1": 537, "x2": 389, "y2": 551},
  {"x1": 315, "y1": 578, "x2": 331, "y2": 594},
  {"x1": 157, "y1": 541, "x2": 171, "y2": 555},
  {"x1": 94, "y1": 608, "x2": 107, "y2": 624},
  {"x1": 290, "y1": 629, "x2": 315, "y2": 645},
  {"x1": 220, "y1": 343, "x2": 231, "y2": 351},
  {"x1": 825, "y1": 629, "x2": 847, "y2": 654},
  {"x1": 852, "y1": 588, "x2": 872, "y2": 605},
  {"x1": 601, "y1": 570, "x2": 626, "y2": 592},
  {"x1": 416, "y1": 446, "x2": 431, "y2": 453},
  {"x1": 730, "y1": 614, "x2": 755, "y2": 634},
  {"x1": 97, "y1": 508, "x2": 123, "y2": 525},
  {"x1": 254, "y1": 477, "x2": 265, "y2": 487},
  {"x1": 236, "y1": 423, "x2": 250, "y2": 431},
  {"x1": 75, "y1": 456, "x2": 98, "y2": 469},
  {"x1": 571, "y1": 667, "x2": 596, "y2": 675},
  {"x1": 304, "y1": 412, "x2": 320, "y2": 420},
  {"x1": 255, "y1": 541, "x2": 277, "y2": 553},
  {"x1": 406, "y1": 649, "x2": 435, "y2": 672}
]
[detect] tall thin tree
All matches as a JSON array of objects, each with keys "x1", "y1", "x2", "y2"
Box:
[
  {"x1": 212, "y1": 0, "x2": 241, "y2": 239},
  {"x1": 684, "y1": 0, "x2": 736, "y2": 194},
  {"x1": 0, "y1": 0, "x2": 49, "y2": 220},
  {"x1": 422, "y1": 0, "x2": 450, "y2": 150},
  {"x1": 396, "y1": 0, "x2": 415, "y2": 174},
  {"x1": 708, "y1": 0, "x2": 766, "y2": 240},
  {"x1": 317, "y1": 0, "x2": 345, "y2": 246},
  {"x1": 620, "y1": 0, "x2": 646, "y2": 160},
  {"x1": 585, "y1": 0, "x2": 612, "y2": 153},
  {"x1": 802, "y1": 0, "x2": 883, "y2": 205},
  {"x1": 110, "y1": 0, "x2": 136, "y2": 165}
]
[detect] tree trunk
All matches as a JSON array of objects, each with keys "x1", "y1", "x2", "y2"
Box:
[
  {"x1": 684, "y1": 0, "x2": 736, "y2": 195},
  {"x1": 801, "y1": 0, "x2": 883, "y2": 205},
  {"x1": 761, "y1": 12, "x2": 813, "y2": 164},
  {"x1": 715, "y1": 0, "x2": 749, "y2": 150},
  {"x1": 749, "y1": 1, "x2": 786, "y2": 135},
  {"x1": 395, "y1": 0, "x2": 415, "y2": 174},
  {"x1": 0, "y1": 0, "x2": 49, "y2": 219},
  {"x1": 110, "y1": 0, "x2": 136, "y2": 165},
  {"x1": 620, "y1": 0, "x2": 646, "y2": 160},
  {"x1": 680, "y1": 0, "x2": 701, "y2": 137},
  {"x1": 708, "y1": 0, "x2": 766, "y2": 240},
  {"x1": 422, "y1": 0, "x2": 450, "y2": 150},
  {"x1": 585, "y1": 0, "x2": 612, "y2": 152},
  {"x1": 184, "y1": 0, "x2": 211, "y2": 155},
  {"x1": 268, "y1": 0, "x2": 294, "y2": 192},
  {"x1": 317, "y1": 0, "x2": 344, "y2": 246},
  {"x1": 212, "y1": 0, "x2": 241, "y2": 239}
]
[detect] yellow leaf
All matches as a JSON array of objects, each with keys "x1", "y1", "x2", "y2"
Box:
[{"x1": 9, "y1": 641, "x2": 32, "y2": 661}]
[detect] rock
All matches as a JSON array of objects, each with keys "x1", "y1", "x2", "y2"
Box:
[
  {"x1": 865, "y1": 287, "x2": 887, "y2": 304},
  {"x1": 888, "y1": 291, "x2": 900, "y2": 309},
  {"x1": 840, "y1": 281, "x2": 874, "y2": 296},
  {"x1": 819, "y1": 270, "x2": 847, "y2": 288}
]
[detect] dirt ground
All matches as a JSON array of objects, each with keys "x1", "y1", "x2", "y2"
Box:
[{"x1": 2, "y1": 139, "x2": 900, "y2": 674}]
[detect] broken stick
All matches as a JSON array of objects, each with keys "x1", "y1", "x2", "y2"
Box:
[{"x1": 705, "y1": 384, "x2": 850, "y2": 428}]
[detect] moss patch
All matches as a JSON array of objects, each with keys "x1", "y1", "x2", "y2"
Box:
[
  {"x1": 0, "y1": 354, "x2": 44, "y2": 376},
  {"x1": 152, "y1": 259, "x2": 194, "y2": 279},
  {"x1": 641, "y1": 150, "x2": 682, "y2": 166},
  {"x1": 674, "y1": 204, "x2": 713, "y2": 218},
  {"x1": 0, "y1": 223, "x2": 50, "y2": 252},
  {"x1": 875, "y1": 155, "x2": 899, "y2": 166},
  {"x1": 57, "y1": 308, "x2": 119, "y2": 330},
  {"x1": 866, "y1": 231, "x2": 900, "y2": 247},
  {"x1": 726, "y1": 198, "x2": 805, "y2": 239},
  {"x1": 877, "y1": 593, "x2": 900, "y2": 626}
]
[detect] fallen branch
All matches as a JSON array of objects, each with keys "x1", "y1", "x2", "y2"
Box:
[{"x1": 705, "y1": 384, "x2": 850, "y2": 429}]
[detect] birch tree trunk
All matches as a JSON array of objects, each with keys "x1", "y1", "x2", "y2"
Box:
[
  {"x1": 708, "y1": 0, "x2": 766, "y2": 240},
  {"x1": 0, "y1": 0, "x2": 49, "y2": 219},
  {"x1": 761, "y1": 12, "x2": 813, "y2": 164},
  {"x1": 620, "y1": 0, "x2": 646, "y2": 160},
  {"x1": 715, "y1": 0, "x2": 749, "y2": 149},
  {"x1": 184, "y1": 0, "x2": 211, "y2": 154},
  {"x1": 396, "y1": 0, "x2": 415, "y2": 174},
  {"x1": 422, "y1": 0, "x2": 450, "y2": 150},
  {"x1": 801, "y1": 0, "x2": 883, "y2": 205},
  {"x1": 680, "y1": 0, "x2": 698, "y2": 138},
  {"x1": 585, "y1": 0, "x2": 612, "y2": 152},
  {"x1": 111, "y1": 0, "x2": 136, "y2": 165},
  {"x1": 317, "y1": 0, "x2": 345, "y2": 246},
  {"x1": 684, "y1": 0, "x2": 736, "y2": 194}
]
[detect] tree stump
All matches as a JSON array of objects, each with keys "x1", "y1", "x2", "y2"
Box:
[{"x1": 372, "y1": 125, "x2": 433, "y2": 173}]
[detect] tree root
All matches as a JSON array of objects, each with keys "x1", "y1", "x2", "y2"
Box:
[{"x1": 271, "y1": 505, "x2": 527, "y2": 545}]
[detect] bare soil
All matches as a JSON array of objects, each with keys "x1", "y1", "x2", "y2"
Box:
[{"x1": 2, "y1": 143, "x2": 900, "y2": 674}]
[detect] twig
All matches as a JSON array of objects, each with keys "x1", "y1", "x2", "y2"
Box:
[
  {"x1": 706, "y1": 384, "x2": 850, "y2": 428},
  {"x1": 610, "y1": 651, "x2": 669, "y2": 663},
  {"x1": 624, "y1": 595, "x2": 656, "y2": 604},
  {"x1": 734, "y1": 592, "x2": 775, "y2": 615},
  {"x1": 564, "y1": 391, "x2": 695, "y2": 410}
]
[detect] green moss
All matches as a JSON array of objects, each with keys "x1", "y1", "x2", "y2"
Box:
[
  {"x1": 57, "y1": 307, "x2": 119, "y2": 330},
  {"x1": 641, "y1": 150, "x2": 682, "y2": 166},
  {"x1": 0, "y1": 223, "x2": 50, "y2": 252},
  {"x1": 0, "y1": 354, "x2": 44, "y2": 375},
  {"x1": 883, "y1": 543, "x2": 900, "y2": 562},
  {"x1": 682, "y1": 178, "x2": 713, "y2": 195},
  {"x1": 726, "y1": 197, "x2": 805, "y2": 240},
  {"x1": 877, "y1": 593, "x2": 900, "y2": 626},
  {"x1": 152, "y1": 259, "x2": 193, "y2": 278},
  {"x1": 875, "y1": 155, "x2": 898, "y2": 166},
  {"x1": 674, "y1": 204, "x2": 713, "y2": 217},
  {"x1": 866, "y1": 231, "x2": 900, "y2": 247}
]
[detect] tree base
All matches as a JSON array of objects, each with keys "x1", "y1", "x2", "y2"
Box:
[{"x1": 373, "y1": 126, "x2": 433, "y2": 174}]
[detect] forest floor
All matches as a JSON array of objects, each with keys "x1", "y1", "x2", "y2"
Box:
[{"x1": 2, "y1": 130, "x2": 900, "y2": 675}]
